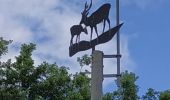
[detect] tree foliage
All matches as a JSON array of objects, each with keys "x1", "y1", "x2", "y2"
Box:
[
  {"x1": 0, "y1": 38, "x2": 169, "y2": 100},
  {"x1": 103, "y1": 93, "x2": 113, "y2": 100},
  {"x1": 67, "y1": 73, "x2": 90, "y2": 100},
  {"x1": 142, "y1": 88, "x2": 159, "y2": 100},
  {"x1": 77, "y1": 54, "x2": 91, "y2": 71},
  {"x1": 0, "y1": 40, "x2": 90, "y2": 100},
  {"x1": 0, "y1": 37, "x2": 12, "y2": 57},
  {"x1": 159, "y1": 90, "x2": 170, "y2": 100},
  {"x1": 111, "y1": 71, "x2": 139, "y2": 100}
]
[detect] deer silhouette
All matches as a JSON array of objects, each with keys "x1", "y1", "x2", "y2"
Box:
[
  {"x1": 70, "y1": 25, "x2": 88, "y2": 45},
  {"x1": 80, "y1": 0, "x2": 111, "y2": 41}
]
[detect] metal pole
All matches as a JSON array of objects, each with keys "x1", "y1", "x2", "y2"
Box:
[
  {"x1": 116, "y1": 0, "x2": 121, "y2": 87},
  {"x1": 91, "y1": 50, "x2": 103, "y2": 100}
]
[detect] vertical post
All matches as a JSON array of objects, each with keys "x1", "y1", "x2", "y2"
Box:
[
  {"x1": 91, "y1": 50, "x2": 103, "y2": 100},
  {"x1": 116, "y1": 0, "x2": 121, "y2": 87}
]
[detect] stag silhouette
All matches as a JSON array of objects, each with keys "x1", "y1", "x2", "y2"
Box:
[
  {"x1": 80, "y1": 0, "x2": 111, "y2": 41},
  {"x1": 70, "y1": 25, "x2": 88, "y2": 45}
]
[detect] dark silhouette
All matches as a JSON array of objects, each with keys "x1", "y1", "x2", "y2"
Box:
[
  {"x1": 70, "y1": 25, "x2": 88, "y2": 45},
  {"x1": 80, "y1": 0, "x2": 111, "y2": 41},
  {"x1": 69, "y1": 23, "x2": 123, "y2": 57}
]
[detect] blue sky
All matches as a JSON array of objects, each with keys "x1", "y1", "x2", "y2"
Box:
[
  {"x1": 0, "y1": 0, "x2": 170, "y2": 96},
  {"x1": 105, "y1": 0, "x2": 170, "y2": 95},
  {"x1": 120, "y1": 0, "x2": 170, "y2": 95}
]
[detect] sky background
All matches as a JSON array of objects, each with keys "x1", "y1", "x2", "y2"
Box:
[{"x1": 0, "y1": 0, "x2": 170, "y2": 96}]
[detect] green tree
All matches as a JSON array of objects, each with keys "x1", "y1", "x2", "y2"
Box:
[
  {"x1": 0, "y1": 40, "x2": 91, "y2": 100},
  {"x1": 103, "y1": 93, "x2": 113, "y2": 100},
  {"x1": 0, "y1": 37, "x2": 12, "y2": 57},
  {"x1": 2, "y1": 38, "x2": 169, "y2": 100},
  {"x1": 29, "y1": 62, "x2": 71, "y2": 100},
  {"x1": 14, "y1": 43, "x2": 36, "y2": 89},
  {"x1": 142, "y1": 88, "x2": 159, "y2": 100},
  {"x1": 0, "y1": 38, "x2": 25, "y2": 99},
  {"x1": 77, "y1": 54, "x2": 91, "y2": 71},
  {"x1": 67, "y1": 73, "x2": 90, "y2": 100},
  {"x1": 110, "y1": 71, "x2": 139, "y2": 100},
  {"x1": 159, "y1": 90, "x2": 170, "y2": 100}
]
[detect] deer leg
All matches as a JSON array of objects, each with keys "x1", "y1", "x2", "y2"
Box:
[
  {"x1": 94, "y1": 26, "x2": 99, "y2": 44},
  {"x1": 76, "y1": 35, "x2": 78, "y2": 43},
  {"x1": 77, "y1": 35, "x2": 80, "y2": 43},
  {"x1": 90, "y1": 27, "x2": 93, "y2": 41},
  {"x1": 90, "y1": 27, "x2": 93, "y2": 47},
  {"x1": 77, "y1": 35, "x2": 80, "y2": 48},
  {"x1": 103, "y1": 20, "x2": 106, "y2": 33},
  {"x1": 107, "y1": 18, "x2": 111, "y2": 30},
  {"x1": 78, "y1": 35, "x2": 80, "y2": 43},
  {"x1": 70, "y1": 36, "x2": 73, "y2": 46},
  {"x1": 94, "y1": 26, "x2": 98, "y2": 38}
]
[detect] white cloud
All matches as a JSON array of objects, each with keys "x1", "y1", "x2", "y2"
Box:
[{"x1": 0, "y1": 0, "x2": 136, "y2": 90}]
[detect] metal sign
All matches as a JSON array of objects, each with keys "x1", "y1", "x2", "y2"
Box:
[{"x1": 69, "y1": 0, "x2": 123, "y2": 57}]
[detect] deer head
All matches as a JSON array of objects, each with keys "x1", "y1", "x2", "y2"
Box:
[
  {"x1": 80, "y1": 0, "x2": 92, "y2": 25},
  {"x1": 79, "y1": 0, "x2": 111, "y2": 41}
]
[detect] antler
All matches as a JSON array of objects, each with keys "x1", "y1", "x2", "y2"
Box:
[
  {"x1": 82, "y1": 0, "x2": 92, "y2": 14},
  {"x1": 86, "y1": 0, "x2": 92, "y2": 12}
]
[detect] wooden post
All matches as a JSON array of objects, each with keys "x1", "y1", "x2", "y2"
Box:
[{"x1": 91, "y1": 50, "x2": 103, "y2": 100}]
